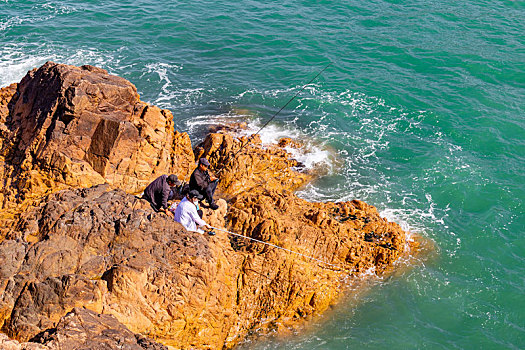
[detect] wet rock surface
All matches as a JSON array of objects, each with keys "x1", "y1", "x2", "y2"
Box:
[{"x1": 0, "y1": 62, "x2": 410, "y2": 349}]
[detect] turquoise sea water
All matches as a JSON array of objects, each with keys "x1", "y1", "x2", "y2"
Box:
[{"x1": 1, "y1": 0, "x2": 524, "y2": 348}]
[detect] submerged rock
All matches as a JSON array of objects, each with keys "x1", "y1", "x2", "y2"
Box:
[{"x1": 0, "y1": 62, "x2": 410, "y2": 349}]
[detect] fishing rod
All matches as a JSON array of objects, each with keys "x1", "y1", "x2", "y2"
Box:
[
  {"x1": 208, "y1": 225, "x2": 343, "y2": 270},
  {"x1": 215, "y1": 62, "x2": 332, "y2": 175}
]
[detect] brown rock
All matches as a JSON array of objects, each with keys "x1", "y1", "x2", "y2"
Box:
[
  {"x1": 0, "y1": 185, "x2": 241, "y2": 348},
  {"x1": 196, "y1": 132, "x2": 310, "y2": 197},
  {"x1": 0, "y1": 62, "x2": 195, "y2": 238},
  {"x1": 6, "y1": 275, "x2": 107, "y2": 341},
  {"x1": 0, "y1": 308, "x2": 166, "y2": 350},
  {"x1": 0, "y1": 83, "x2": 17, "y2": 124},
  {"x1": 277, "y1": 137, "x2": 302, "y2": 148},
  {"x1": 0, "y1": 333, "x2": 48, "y2": 349},
  {"x1": 36, "y1": 308, "x2": 167, "y2": 350}
]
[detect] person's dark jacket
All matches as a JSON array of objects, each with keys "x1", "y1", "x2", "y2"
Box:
[
  {"x1": 143, "y1": 175, "x2": 171, "y2": 211},
  {"x1": 189, "y1": 168, "x2": 211, "y2": 194}
]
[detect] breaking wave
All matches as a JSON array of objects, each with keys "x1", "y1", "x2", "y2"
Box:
[{"x1": 184, "y1": 111, "x2": 336, "y2": 173}]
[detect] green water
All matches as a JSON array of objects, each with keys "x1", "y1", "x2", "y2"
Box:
[{"x1": 1, "y1": 0, "x2": 524, "y2": 348}]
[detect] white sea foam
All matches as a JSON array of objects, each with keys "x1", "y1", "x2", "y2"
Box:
[
  {"x1": 290, "y1": 87, "x2": 468, "y2": 262},
  {"x1": 183, "y1": 111, "x2": 334, "y2": 172},
  {"x1": 40, "y1": 2, "x2": 76, "y2": 15},
  {"x1": 0, "y1": 45, "x2": 51, "y2": 87},
  {"x1": 66, "y1": 48, "x2": 124, "y2": 69},
  {"x1": 0, "y1": 16, "x2": 22, "y2": 31},
  {"x1": 240, "y1": 118, "x2": 335, "y2": 172},
  {"x1": 143, "y1": 62, "x2": 182, "y2": 93},
  {"x1": 0, "y1": 2, "x2": 78, "y2": 33},
  {"x1": 139, "y1": 62, "x2": 219, "y2": 111},
  {"x1": 183, "y1": 113, "x2": 231, "y2": 135},
  {"x1": 0, "y1": 45, "x2": 123, "y2": 87}
]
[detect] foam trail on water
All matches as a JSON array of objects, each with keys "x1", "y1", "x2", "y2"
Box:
[
  {"x1": 0, "y1": 2, "x2": 77, "y2": 33},
  {"x1": 40, "y1": 2, "x2": 77, "y2": 15},
  {"x1": 143, "y1": 62, "x2": 183, "y2": 97}
]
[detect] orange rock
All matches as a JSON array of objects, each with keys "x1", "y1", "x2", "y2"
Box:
[
  {"x1": 0, "y1": 83, "x2": 17, "y2": 124},
  {"x1": 0, "y1": 62, "x2": 194, "y2": 238},
  {"x1": 196, "y1": 132, "x2": 311, "y2": 197},
  {"x1": 277, "y1": 137, "x2": 302, "y2": 148},
  {"x1": 194, "y1": 127, "x2": 408, "y2": 346},
  {"x1": 0, "y1": 62, "x2": 412, "y2": 350}
]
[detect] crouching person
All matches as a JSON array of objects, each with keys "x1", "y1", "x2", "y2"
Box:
[
  {"x1": 143, "y1": 174, "x2": 181, "y2": 214},
  {"x1": 173, "y1": 190, "x2": 212, "y2": 234}
]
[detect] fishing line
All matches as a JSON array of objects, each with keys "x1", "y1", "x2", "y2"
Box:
[
  {"x1": 208, "y1": 225, "x2": 343, "y2": 270},
  {"x1": 216, "y1": 62, "x2": 332, "y2": 174}
]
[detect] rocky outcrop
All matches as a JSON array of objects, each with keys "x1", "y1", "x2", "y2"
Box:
[
  {"x1": 195, "y1": 133, "x2": 406, "y2": 336},
  {"x1": 198, "y1": 131, "x2": 405, "y2": 274},
  {"x1": 0, "y1": 62, "x2": 194, "y2": 238},
  {"x1": 0, "y1": 185, "x2": 242, "y2": 347},
  {"x1": 0, "y1": 182, "x2": 406, "y2": 349},
  {"x1": 0, "y1": 62, "x2": 410, "y2": 349},
  {"x1": 194, "y1": 133, "x2": 311, "y2": 197}
]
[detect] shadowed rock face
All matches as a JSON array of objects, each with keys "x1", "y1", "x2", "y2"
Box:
[{"x1": 0, "y1": 62, "x2": 410, "y2": 349}]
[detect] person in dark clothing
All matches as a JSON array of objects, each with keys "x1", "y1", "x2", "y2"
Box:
[
  {"x1": 143, "y1": 174, "x2": 181, "y2": 214},
  {"x1": 189, "y1": 158, "x2": 219, "y2": 210},
  {"x1": 168, "y1": 182, "x2": 188, "y2": 201}
]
